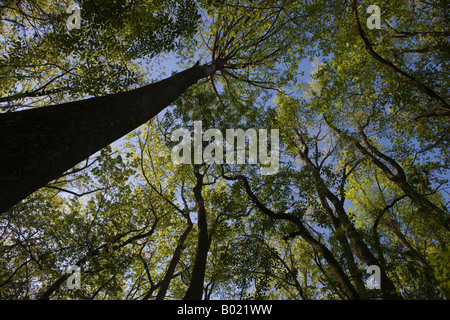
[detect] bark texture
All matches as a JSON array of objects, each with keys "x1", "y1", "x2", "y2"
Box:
[
  {"x1": 0, "y1": 63, "x2": 215, "y2": 214},
  {"x1": 156, "y1": 219, "x2": 193, "y2": 300},
  {"x1": 224, "y1": 174, "x2": 361, "y2": 300},
  {"x1": 182, "y1": 170, "x2": 211, "y2": 300}
]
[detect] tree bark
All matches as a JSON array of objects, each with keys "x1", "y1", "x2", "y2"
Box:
[
  {"x1": 182, "y1": 170, "x2": 211, "y2": 300},
  {"x1": 0, "y1": 62, "x2": 217, "y2": 214},
  {"x1": 293, "y1": 129, "x2": 401, "y2": 299},
  {"x1": 225, "y1": 174, "x2": 361, "y2": 300},
  {"x1": 317, "y1": 193, "x2": 367, "y2": 297},
  {"x1": 156, "y1": 218, "x2": 193, "y2": 300}
]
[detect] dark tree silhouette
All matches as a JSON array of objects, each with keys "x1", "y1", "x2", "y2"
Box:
[{"x1": 0, "y1": 62, "x2": 220, "y2": 214}]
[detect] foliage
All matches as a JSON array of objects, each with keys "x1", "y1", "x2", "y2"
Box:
[
  {"x1": 1, "y1": 0, "x2": 449, "y2": 300},
  {"x1": 0, "y1": 0, "x2": 200, "y2": 111}
]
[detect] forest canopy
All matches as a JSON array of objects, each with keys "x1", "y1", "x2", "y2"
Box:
[{"x1": 0, "y1": 0, "x2": 449, "y2": 300}]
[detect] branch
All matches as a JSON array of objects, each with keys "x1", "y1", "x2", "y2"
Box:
[
  {"x1": 221, "y1": 172, "x2": 360, "y2": 299},
  {"x1": 44, "y1": 185, "x2": 109, "y2": 197},
  {"x1": 384, "y1": 22, "x2": 450, "y2": 38},
  {"x1": 351, "y1": 0, "x2": 450, "y2": 119},
  {"x1": 38, "y1": 220, "x2": 159, "y2": 300},
  {"x1": 372, "y1": 194, "x2": 408, "y2": 233}
]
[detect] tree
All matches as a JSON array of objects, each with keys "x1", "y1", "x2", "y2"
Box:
[
  {"x1": 0, "y1": 0, "x2": 200, "y2": 108},
  {"x1": 1, "y1": 0, "x2": 449, "y2": 301},
  {"x1": 0, "y1": 0, "x2": 294, "y2": 214},
  {"x1": 0, "y1": 62, "x2": 220, "y2": 214},
  {"x1": 0, "y1": 0, "x2": 206, "y2": 213}
]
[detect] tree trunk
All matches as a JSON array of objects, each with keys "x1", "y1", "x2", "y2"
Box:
[
  {"x1": 156, "y1": 219, "x2": 193, "y2": 300},
  {"x1": 315, "y1": 168, "x2": 401, "y2": 299},
  {"x1": 182, "y1": 170, "x2": 211, "y2": 300},
  {"x1": 330, "y1": 198, "x2": 402, "y2": 299},
  {"x1": 294, "y1": 129, "x2": 401, "y2": 299},
  {"x1": 229, "y1": 174, "x2": 361, "y2": 300},
  {"x1": 317, "y1": 194, "x2": 367, "y2": 297},
  {"x1": 0, "y1": 62, "x2": 216, "y2": 214}
]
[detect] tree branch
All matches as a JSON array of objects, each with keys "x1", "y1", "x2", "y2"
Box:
[{"x1": 351, "y1": 0, "x2": 450, "y2": 119}]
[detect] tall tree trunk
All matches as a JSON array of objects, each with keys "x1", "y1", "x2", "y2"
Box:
[
  {"x1": 294, "y1": 128, "x2": 401, "y2": 299},
  {"x1": 317, "y1": 194, "x2": 367, "y2": 297},
  {"x1": 183, "y1": 170, "x2": 211, "y2": 300},
  {"x1": 156, "y1": 218, "x2": 193, "y2": 300},
  {"x1": 314, "y1": 166, "x2": 401, "y2": 299},
  {"x1": 0, "y1": 62, "x2": 217, "y2": 214},
  {"x1": 226, "y1": 174, "x2": 361, "y2": 300},
  {"x1": 330, "y1": 197, "x2": 402, "y2": 299}
]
